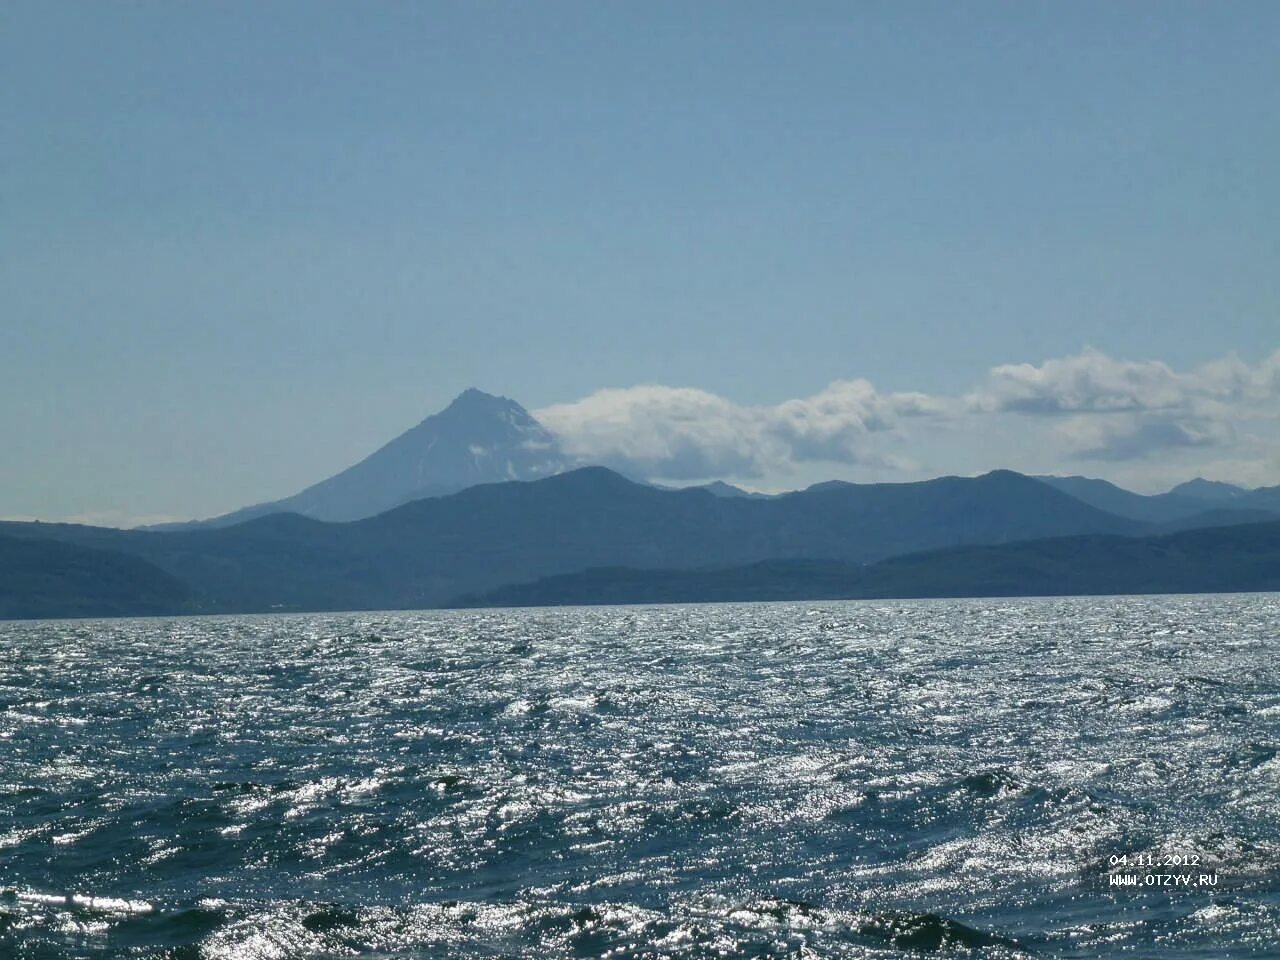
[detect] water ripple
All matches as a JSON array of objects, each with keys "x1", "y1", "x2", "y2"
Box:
[{"x1": 1, "y1": 595, "x2": 1278, "y2": 956}]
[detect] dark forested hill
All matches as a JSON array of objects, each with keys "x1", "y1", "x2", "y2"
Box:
[
  {"x1": 1, "y1": 467, "x2": 1143, "y2": 614},
  {"x1": 455, "y1": 520, "x2": 1280, "y2": 608},
  {"x1": 0, "y1": 534, "x2": 193, "y2": 619}
]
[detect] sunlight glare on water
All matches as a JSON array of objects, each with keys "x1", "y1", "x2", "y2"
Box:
[{"x1": 2, "y1": 595, "x2": 1279, "y2": 957}]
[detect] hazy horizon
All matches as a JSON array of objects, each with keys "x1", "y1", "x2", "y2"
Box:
[
  {"x1": 3, "y1": 373, "x2": 1276, "y2": 529},
  {"x1": 5, "y1": 2, "x2": 1278, "y2": 523}
]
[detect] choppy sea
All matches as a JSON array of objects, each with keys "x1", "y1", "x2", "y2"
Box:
[{"x1": 2, "y1": 595, "x2": 1279, "y2": 958}]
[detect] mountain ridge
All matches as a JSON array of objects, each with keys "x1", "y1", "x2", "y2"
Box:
[
  {"x1": 2, "y1": 466, "x2": 1148, "y2": 615},
  {"x1": 1169, "y1": 477, "x2": 1249, "y2": 502},
  {"x1": 138, "y1": 387, "x2": 1280, "y2": 533},
  {"x1": 454, "y1": 520, "x2": 1280, "y2": 608}
]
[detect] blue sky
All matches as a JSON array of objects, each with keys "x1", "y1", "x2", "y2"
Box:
[{"x1": 3, "y1": 2, "x2": 1278, "y2": 523}]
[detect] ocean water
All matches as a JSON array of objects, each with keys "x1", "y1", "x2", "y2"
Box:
[{"x1": 2, "y1": 596, "x2": 1279, "y2": 958}]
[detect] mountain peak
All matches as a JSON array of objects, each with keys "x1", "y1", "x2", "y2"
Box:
[
  {"x1": 1169, "y1": 477, "x2": 1249, "y2": 501},
  {"x1": 188, "y1": 389, "x2": 569, "y2": 525},
  {"x1": 442, "y1": 388, "x2": 523, "y2": 416}
]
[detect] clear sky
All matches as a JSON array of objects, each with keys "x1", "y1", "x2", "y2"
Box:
[{"x1": 4, "y1": 1, "x2": 1278, "y2": 523}]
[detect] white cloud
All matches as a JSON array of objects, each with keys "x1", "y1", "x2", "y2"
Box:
[
  {"x1": 968, "y1": 348, "x2": 1186, "y2": 414},
  {"x1": 536, "y1": 380, "x2": 942, "y2": 480},
  {"x1": 1055, "y1": 414, "x2": 1236, "y2": 462},
  {"x1": 1188, "y1": 350, "x2": 1280, "y2": 404},
  {"x1": 535, "y1": 348, "x2": 1280, "y2": 485},
  {"x1": 968, "y1": 348, "x2": 1280, "y2": 462},
  {"x1": 536, "y1": 386, "x2": 764, "y2": 479}
]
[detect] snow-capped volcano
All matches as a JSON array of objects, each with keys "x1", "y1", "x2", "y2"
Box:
[{"x1": 184, "y1": 389, "x2": 569, "y2": 526}]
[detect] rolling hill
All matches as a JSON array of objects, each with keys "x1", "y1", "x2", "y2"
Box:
[
  {"x1": 0, "y1": 534, "x2": 194, "y2": 619},
  {"x1": 2, "y1": 467, "x2": 1145, "y2": 615},
  {"x1": 456, "y1": 520, "x2": 1280, "y2": 607}
]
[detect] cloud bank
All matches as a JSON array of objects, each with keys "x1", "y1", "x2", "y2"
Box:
[
  {"x1": 536, "y1": 381, "x2": 944, "y2": 480},
  {"x1": 536, "y1": 348, "x2": 1280, "y2": 487},
  {"x1": 968, "y1": 348, "x2": 1278, "y2": 462}
]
